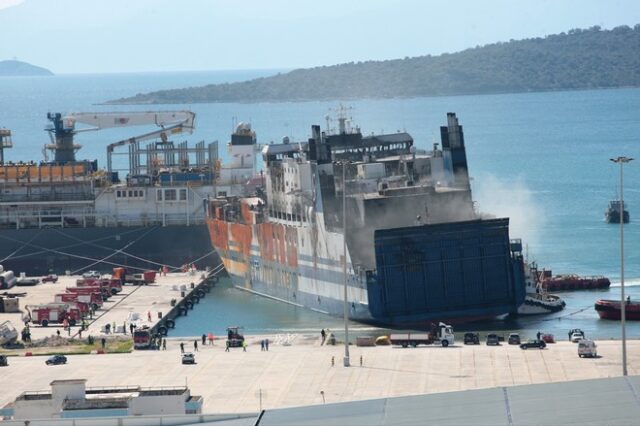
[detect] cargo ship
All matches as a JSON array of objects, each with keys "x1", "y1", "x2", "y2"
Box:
[
  {"x1": 206, "y1": 112, "x2": 527, "y2": 326},
  {"x1": 0, "y1": 111, "x2": 248, "y2": 276}
]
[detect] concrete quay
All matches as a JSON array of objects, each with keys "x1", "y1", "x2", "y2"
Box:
[
  {"x1": 1, "y1": 337, "x2": 638, "y2": 415},
  {"x1": 0, "y1": 270, "x2": 214, "y2": 341}
]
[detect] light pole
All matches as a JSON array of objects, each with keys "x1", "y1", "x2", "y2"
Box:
[
  {"x1": 610, "y1": 156, "x2": 633, "y2": 376},
  {"x1": 342, "y1": 161, "x2": 350, "y2": 367}
]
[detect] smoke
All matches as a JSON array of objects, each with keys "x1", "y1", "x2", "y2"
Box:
[{"x1": 473, "y1": 174, "x2": 545, "y2": 248}]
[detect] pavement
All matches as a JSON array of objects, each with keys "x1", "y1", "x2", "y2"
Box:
[{"x1": 1, "y1": 337, "x2": 638, "y2": 414}]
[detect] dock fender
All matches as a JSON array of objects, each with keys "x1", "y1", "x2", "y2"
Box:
[
  {"x1": 190, "y1": 295, "x2": 200, "y2": 304},
  {"x1": 185, "y1": 300, "x2": 194, "y2": 310},
  {"x1": 179, "y1": 306, "x2": 188, "y2": 316},
  {"x1": 158, "y1": 325, "x2": 168, "y2": 336},
  {"x1": 196, "y1": 289, "x2": 206, "y2": 298},
  {"x1": 166, "y1": 319, "x2": 176, "y2": 329}
]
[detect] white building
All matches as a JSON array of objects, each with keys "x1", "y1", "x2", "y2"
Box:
[{"x1": 1, "y1": 379, "x2": 202, "y2": 420}]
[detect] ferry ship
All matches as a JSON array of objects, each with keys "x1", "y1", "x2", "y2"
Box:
[
  {"x1": 205, "y1": 112, "x2": 527, "y2": 326},
  {"x1": 0, "y1": 111, "x2": 248, "y2": 275}
]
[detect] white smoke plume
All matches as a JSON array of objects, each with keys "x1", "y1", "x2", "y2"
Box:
[{"x1": 472, "y1": 173, "x2": 545, "y2": 248}]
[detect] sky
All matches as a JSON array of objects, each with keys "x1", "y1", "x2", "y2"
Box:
[{"x1": 0, "y1": 0, "x2": 639, "y2": 74}]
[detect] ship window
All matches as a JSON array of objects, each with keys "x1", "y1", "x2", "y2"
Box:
[
  {"x1": 128, "y1": 190, "x2": 133, "y2": 197},
  {"x1": 157, "y1": 189, "x2": 162, "y2": 201},
  {"x1": 117, "y1": 190, "x2": 122, "y2": 198},
  {"x1": 179, "y1": 189, "x2": 187, "y2": 201},
  {"x1": 165, "y1": 189, "x2": 177, "y2": 201}
]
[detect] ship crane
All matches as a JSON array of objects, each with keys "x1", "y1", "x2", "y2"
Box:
[{"x1": 45, "y1": 111, "x2": 195, "y2": 176}]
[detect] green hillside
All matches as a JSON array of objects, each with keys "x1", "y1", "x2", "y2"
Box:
[{"x1": 108, "y1": 25, "x2": 640, "y2": 104}]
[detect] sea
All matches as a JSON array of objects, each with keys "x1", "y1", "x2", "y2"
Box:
[{"x1": 2, "y1": 70, "x2": 640, "y2": 340}]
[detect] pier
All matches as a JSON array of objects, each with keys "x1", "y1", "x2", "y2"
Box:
[{"x1": 0, "y1": 268, "x2": 221, "y2": 342}]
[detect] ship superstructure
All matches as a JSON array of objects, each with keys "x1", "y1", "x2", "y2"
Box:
[
  {"x1": 206, "y1": 113, "x2": 526, "y2": 326},
  {"x1": 0, "y1": 112, "x2": 250, "y2": 275}
]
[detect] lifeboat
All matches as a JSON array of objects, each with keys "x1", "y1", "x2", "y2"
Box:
[{"x1": 595, "y1": 299, "x2": 640, "y2": 321}]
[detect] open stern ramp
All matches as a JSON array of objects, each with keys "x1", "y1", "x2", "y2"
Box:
[{"x1": 369, "y1": 218, "x2": 525, "y2": 325}]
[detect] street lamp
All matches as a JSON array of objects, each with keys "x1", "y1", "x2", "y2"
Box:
[
  {"x1": 610, "y1": 156, "x2": 633, "y2": 376},
  {"x1": 342, "y1": 161, "x2": 350, "y2": 367}
]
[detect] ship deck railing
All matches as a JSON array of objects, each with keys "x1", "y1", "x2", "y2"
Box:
[{"x1": 0, "y1": 212, "x2": 205, "y2": 229}]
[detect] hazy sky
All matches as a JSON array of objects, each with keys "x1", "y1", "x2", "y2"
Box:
[{"x1": 1, "y1": 0, "x2": 639, "y2": 74}]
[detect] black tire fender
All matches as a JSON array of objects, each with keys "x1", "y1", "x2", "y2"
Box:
[
  {"x1": 158, "y1": 326, "x2": 168, "y2": 336},
  {"x1": 166, "y1": 319, "x2": 176, "y2": 329}
]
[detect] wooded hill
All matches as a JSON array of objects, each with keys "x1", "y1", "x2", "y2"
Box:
[{"x1": 109, "y1": 25, "x2": 640, "y2": 104}]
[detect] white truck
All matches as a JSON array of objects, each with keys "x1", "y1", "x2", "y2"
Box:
[
  {"x1": 390, "y1": 322, "x2": 455, "y2": 348},
  {"x1": 0, "y1": 320, "x2": 18, "y2": 347}
]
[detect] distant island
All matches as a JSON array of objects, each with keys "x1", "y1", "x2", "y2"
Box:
[
  {"x1": 108, "y1": 25, "x2": 640, "y2": 104},
  {"x1": 0, "y1": 60, "x2": 53, "y2": 76}
]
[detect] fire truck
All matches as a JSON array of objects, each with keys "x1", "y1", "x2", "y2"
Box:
[{"x1": 26, "y1": 303, "x2": 82, "y2": 327}]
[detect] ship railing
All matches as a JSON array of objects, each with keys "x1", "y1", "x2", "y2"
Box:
[
  {"x1": 0, "y1": 212, "x2": 205, "y2": 229},
  {"x1": 0, "y1": 193, "x2": 95, "y2": 203}
]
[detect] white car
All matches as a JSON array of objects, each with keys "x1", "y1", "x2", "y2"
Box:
[
  {"x1": 570, "y1": 331, "x2": 585, "y2": 343},
  {"x1": 82, "y1": 270, "x2": 101, "y2": 279},
  {"x1": 578, "y1": 340, "x2": 597, "y2": 358}
]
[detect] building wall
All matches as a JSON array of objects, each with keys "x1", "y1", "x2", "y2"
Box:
[
  {"x1": 128, "y1": 394, "x2": 185, "y2": 416},
  {"x1": 61, "y1": 408, "x2": 128, "y2": 418},
  {"x1": 13, "y1": 399, "x2": 56, "y2": 420}
]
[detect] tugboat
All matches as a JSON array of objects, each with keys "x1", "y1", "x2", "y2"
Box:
[
  {"x1": 595, "y1": 298, "x2": 640, "y2": 320},
  {"x1": 517, "y1": 258, "x2": 565, "y2": 315},
  {"x1": 605, "y1": 200, "x2": 629, "y2": 224}
]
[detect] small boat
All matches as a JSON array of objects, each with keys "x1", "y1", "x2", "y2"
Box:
[
  {"x1": 594, "y1": 299, "x2": 640, "y2": 320},
  {"x1": 605, "y1": 200, "x2": 629, "y2": 224},
  {"x1": 540, "y1": 272, "x2": 611, "y2": 291},
  {"x1": 518, "y1": 261, "x2": 566, "y2": 315}
]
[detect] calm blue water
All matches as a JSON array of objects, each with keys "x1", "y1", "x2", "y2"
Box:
[{"x1": 2, "y1": 72, "x2": 640, "y2": 338}]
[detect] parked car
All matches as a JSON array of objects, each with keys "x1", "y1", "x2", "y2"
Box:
[
  {"x1": 45, "y1": 354, "x2": 67, "y2": 365},
  {"x1": 568, "y1": 328, "x2": 584, "y2": 341},
  {"x1": 486, "y1": 333, "x2": 500, "y2": 346},
  {"x1": 82, "y1": 271, "x2": 101, "y2": 279},
  {"x1": 0, "y1": 355, "x2": 8, "y2": 367},
  {"x1": 508, "y1": 333, "x2": 521, "y2": 345},
  {"x1": 570, "y1": 330, "x2": 585, "y2": 343},
  {"x1": 464, "y1": 332, "x2": 480, "y2": 345},
  {"x1": 181, "y1": 353, "x2": 195, "y2": 364},
  {"x1": 42, "y1": 274, "x2": 58, "y2": 283},
  {"x1": 520, "y1": 339, "x2": 546, "y2": 350},
  {"x1": 541, "y1": 334, "x2": 555, "y2": 344},
  {"x1": 578, "y1": 340, "x2": 598, "y2": 358}
]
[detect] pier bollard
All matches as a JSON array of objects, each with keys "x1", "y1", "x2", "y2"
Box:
[
  {"x1": 181, "y1": 291, "x2": 185, "y2": 298},
  {"x1": 158, "y1": 312, "x2": 163, "y2": 319},
  {"x1": 190, "y1": 282, "x2": 195, "y2": 289},
  {"x1": 331, "y1": 356, "x2": 335, "y2": 367},
  {"x1": 360, "y1": 355, "x2": 363, "y2": 367}
]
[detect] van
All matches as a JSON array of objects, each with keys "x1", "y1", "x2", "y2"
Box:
[{"x1": 578, "y1": 339, "x2": 597, "y2": 358}]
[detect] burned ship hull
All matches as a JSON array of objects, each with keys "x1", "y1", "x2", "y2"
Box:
[{"x1": 206, "y1": 113, "x2": 526, "y2": 327}]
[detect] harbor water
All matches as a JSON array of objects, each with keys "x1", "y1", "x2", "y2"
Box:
[{"x1": 2, "y1": 72, "x2": 640, "y2": 339}]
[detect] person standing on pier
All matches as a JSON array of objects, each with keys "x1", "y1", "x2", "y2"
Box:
[
  {"x1": 261, "y1": 340, "x2": 265, "y2": 351},
  {"x1": 321, "y1": 329, "x2": 326, "y2": 345},
  {"x1": 180, "y1": 342, "x2": 184, "y2": 353},
  {"x1": 194, "y1": 340, "x2": 198, "y2": 352},
  {"x1": 265, "y1": 338, "x2": 269, "y2": 351},
  {"x1": 225, "y1": 340, "x2": 230, "y2": 352},
  {"x1": 201, "y1": 334, "x2": 206, "y2": 345},
  {"x1": 242, "y1": 340, "x2": 247, "y2": 352},
  {"x1": 162, "y1": 339, "x2": 167, "y2": 350}
]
